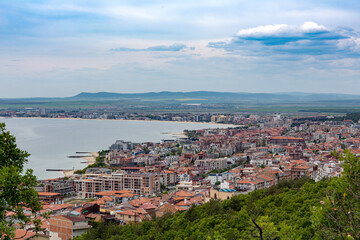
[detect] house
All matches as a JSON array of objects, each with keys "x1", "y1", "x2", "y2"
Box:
[
  {"x1": 140, "y1": 203, "x2": 157, "y2": 218},
  {"x1": 209, "y1": 188, "x2": 236, "y2": 200},
  {"x1": 42, "y1": 203, "x2": 74, "y2": 215},
  {"x1": 174, "y1": 199, "x2": 192, "y2": 210},
  {"x1": 115, "y1": 209, "x2": 150, "y2": 223},
  {"x1": 155, "y1": 203, "x2": 186, "y2": 218},
  {"x1": 49, "y1": 215, "x2": 91, "y2": 240},
  {"x1": 13, "y1": 229, "x2": 49, "y2": 240}
]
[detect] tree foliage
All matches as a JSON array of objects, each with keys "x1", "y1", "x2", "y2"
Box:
[
  {"x1": 183, "y1": 130, "x2": 201, "y2": 139},
  {"x1": 313, "y1": 150, "x2": 360, "y2": 239},
  {"x1": 0, "y1": 123, "x2": 43, "y2": 239}
]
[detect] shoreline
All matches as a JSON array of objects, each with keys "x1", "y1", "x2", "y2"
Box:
[
  {"x1": 171, "y1": 132, "x2": 188, "y2": 138},
  {"x1": 0, "y1": 116, "x2": 237, "y2": 127},
  {"x1": 80, "y1": 152, "x2": 98, "y2": 166},
  {"x1": 1, "y1": 117, "x2": 237, "y2": 179},
  {"x1": 63, "y1": 152, "x2": 98, "y2": 177}
]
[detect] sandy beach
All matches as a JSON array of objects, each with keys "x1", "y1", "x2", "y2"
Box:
[
  {"x1": 171, "y1": 132, "x2": 188, "y2": 138},
  {"x1": 80, "y1": 152, "x2": 99, "y2": 165},
  {"x1": 62, "y1": 152, "x2": 98, "y2": 177}
]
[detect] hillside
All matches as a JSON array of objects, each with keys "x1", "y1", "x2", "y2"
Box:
[
  {"x1": 74, "y1": 177, "x2": 328, "y2": 240},
  {"x1": 74, "y1": 150, "x2": 360, "y2": 239}
]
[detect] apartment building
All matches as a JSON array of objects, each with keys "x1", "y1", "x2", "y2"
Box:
[
  {"x1": 269, "y1": 136, "x2": 306, "y2": 146},
  {"x1": 194, "y1": 158, "x2": 229, "y2": 170},
  {"x1": 160, "y1": 170, "x2": 177, "y2": 186},
  {"x1": 109, "y1": 140, "x2": 137, "y2": 150},
  {"x1": 74, "y1": 173, "x2": 160, "y2": 198},
  {"x1": 290, "y1": 164, "x2": 316, "y2": 180},
  {"x1": 35, "y1": 178, "x2": 74, "y2": 196},
  {"x1": 38, "y1": 192, "x2": 63, "y2": 205}
]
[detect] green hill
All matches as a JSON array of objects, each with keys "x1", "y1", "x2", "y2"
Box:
[{"x1": 74, "y1": 177, "x2": 326, "y2": 240}]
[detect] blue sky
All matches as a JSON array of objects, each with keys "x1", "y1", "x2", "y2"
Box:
[{"x1": 1, "y1": 0, "x2": 360, "y2": 97}]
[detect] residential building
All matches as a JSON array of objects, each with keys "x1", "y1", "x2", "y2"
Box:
[
  {"x1": 194, "y1": 158, "x2": 228, "y2": 170},
  {"x1": 49, "y1": 215, "x2": 91, "y2": 240},
  {"x1": 38, "y1": 192, "x2": 63, "y2": 205},
  {"x1": 35, "y1": 178, "x2": 74, "y2": 196},
  {"x1": 74, "y1": 172, "x2": 160, "y2": 198}
]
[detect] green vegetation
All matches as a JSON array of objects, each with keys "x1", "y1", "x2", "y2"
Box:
[
  {"x1": 184, "y1": 130, "x2": 202, "y2": 139},
  {"x1": 332, "y1": 112, "x2": 360, "y2": 122},
  {"x1": 313, "y1": 150, "x2": 360, "y2": 238},
  {"x1": 177, "y1": 147, "x2": 183, "y2": 156},
  {"x1": 4, "y1": 91, "x2": 360, "y2": 114},
  {"x1": 0, "y1": 123, "x2": 43, "y2": 239},
  {"x1": 294, "y1": 112, "x2": 360, "y2": 123},
  {"x1": 64, "y1": 198, "x2": 95, "y2": 204}
]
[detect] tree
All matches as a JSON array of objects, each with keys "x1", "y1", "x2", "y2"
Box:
[
  {"x1": 313, "y1": 149, "x2": 360, "y2": 239},
  {"x1": 0, "y1": 123, "x2": 43, "y2": 239},
  {"x1": 242, "y1": 201, "x2": 280, "y2": 240},
  {"x1": 177, "y1": 147, "x2": 182, "y2": 156}
]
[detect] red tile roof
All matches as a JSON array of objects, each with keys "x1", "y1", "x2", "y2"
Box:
[
  {"x1": 38, "y1": 192, "x2": 61, "y2": 196},
  {"x1": 14, "y1": 229, "x2": 36, "y2": 240}
]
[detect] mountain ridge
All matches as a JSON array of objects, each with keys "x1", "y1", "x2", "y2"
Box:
[{"x1": 71, "y1": 91, "x2": 360, "y2": 103}]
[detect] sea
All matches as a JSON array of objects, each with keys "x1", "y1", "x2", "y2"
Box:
[{"x1": 0, "y1": 118, "x2": 230, "y2": 179}]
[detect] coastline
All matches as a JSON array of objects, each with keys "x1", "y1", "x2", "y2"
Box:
[
  {"x1": 171, "y1": 132, "x2": 188, "y2": 138},
  {"x1": 1, "y1": 116, "x2": 237, "y2": 179},
  {"x1": 0, "y1": 116, "x2": 237, "y2": 128},
  {"x1": 80, "y1": 152, "x2": 98, "y2": 165},
  {"x1": 63, "y1": 152, "x2": 98, "y2": 177}
]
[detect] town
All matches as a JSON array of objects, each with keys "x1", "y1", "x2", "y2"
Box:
[
  {"x1": 0, "y1": 107, "x2": 246, "y2": 124},
  {"x1": 12, "y1": 112, "x2": 359, "y2": 239}
]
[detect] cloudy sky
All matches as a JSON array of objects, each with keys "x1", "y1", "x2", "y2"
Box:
[{"x1": 1, "y1": 0, "x2": 360, "y2": 97}]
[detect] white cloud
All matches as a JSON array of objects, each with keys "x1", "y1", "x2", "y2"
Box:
[
  {"x1": 236, "y1": 24, "x2": 289, "y2": 37},
  {"x1": 300, "y1": 21, "x2": 327, "y2": 32},
  {"x1": 236, "y1": 22, "x2": 329, "y2": 38}
]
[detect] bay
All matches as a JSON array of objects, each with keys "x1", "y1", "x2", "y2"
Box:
[{"x1": 0, "y1": 118, "x2": 229, "y2": 179}]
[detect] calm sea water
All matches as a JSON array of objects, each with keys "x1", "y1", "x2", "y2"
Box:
[{"x1": 0, "y1": 118, "x2": 228, "y2": 179}]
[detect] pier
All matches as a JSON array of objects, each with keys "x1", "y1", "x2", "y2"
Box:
[
  {"x1": 67, "y1": 155, "x2": 92, "y2": 158},
  {"x1": 46, "y1": 168, "x2": 74, "y2": 172}
]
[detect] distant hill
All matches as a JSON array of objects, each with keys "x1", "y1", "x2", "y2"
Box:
[
  {"x1": 71, "y1": 91, "x2": 360, "y2": 103},
  {"x1": 2, "y1": 91, "x2": 360, "y2": 112}
]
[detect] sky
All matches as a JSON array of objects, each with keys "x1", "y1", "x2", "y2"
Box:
[{"x1": 1, "y1": 0, "x2": 360, "y2": 97}]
